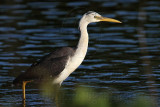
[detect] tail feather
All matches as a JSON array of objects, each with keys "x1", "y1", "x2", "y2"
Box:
[{"x1": 13, "y1": 73, "x2": 25, "y2": 86}]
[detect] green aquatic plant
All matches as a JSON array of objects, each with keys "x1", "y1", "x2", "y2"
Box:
[{"x1": 73, "y1": 87, "x2": 110, "y2": 107}]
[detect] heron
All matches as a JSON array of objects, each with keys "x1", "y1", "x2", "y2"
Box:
[{"x1": 13, "y1": 11, "x2": 121, "y2": 100}]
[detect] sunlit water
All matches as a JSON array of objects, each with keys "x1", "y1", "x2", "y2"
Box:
[{"x1": 0, "y1": 0, "x2": 160, "y2": 106}]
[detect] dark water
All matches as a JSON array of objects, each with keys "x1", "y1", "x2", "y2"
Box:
[{"x1": 0, "y1": 0, "x2": 160, "y2": 106}]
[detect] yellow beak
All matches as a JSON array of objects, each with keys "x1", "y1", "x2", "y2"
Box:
[{"x1": 95, "y1": 16, "x2": 122, "y2": 23}]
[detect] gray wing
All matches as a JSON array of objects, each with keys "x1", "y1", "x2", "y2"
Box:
[{"x1": 13, "y1": 47, "x2": 76, "y2": 85}]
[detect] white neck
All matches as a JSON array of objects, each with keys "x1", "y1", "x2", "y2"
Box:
[
  {"x1": 77, "y1": 18, "x2": 89, "y2": 57},
  {"x1": 52, "y1": 17, "x2": 90, "y2": 84}
]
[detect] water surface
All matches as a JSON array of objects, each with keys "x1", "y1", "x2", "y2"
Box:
[{"x1": 0, "y1": 0, "x2": 160, "y2": 106}]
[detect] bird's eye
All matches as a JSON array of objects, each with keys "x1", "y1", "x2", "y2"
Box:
[{"x1": 94, "y1": 16, "x2": 101, "y2": 20}]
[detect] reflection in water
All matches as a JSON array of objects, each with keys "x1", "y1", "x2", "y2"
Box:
[{"x1": 0, "y1": 0, "x2": 160, "y2": 106}]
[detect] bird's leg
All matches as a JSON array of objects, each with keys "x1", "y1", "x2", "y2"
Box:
[{"x1": 22, "y1": 81, "x2": 32, "y2": 100}]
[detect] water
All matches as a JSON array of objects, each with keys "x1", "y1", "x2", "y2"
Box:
[{"x1": 0, "y1": 0, "x2": 160, "y2": 106}]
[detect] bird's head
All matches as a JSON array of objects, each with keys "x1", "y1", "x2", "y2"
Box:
[{"x1": 82, "y1": 11, "x2": 122, "y2": 24}]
